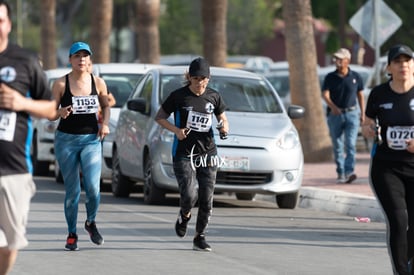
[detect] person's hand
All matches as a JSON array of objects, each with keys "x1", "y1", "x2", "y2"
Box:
[
  {"x1": 175, "y1": 127, "x2": 190, "y2": 140},
  {"x1": 330, "y1": 105, "x2": 342, "y2": 115},
  {"x1": 59, "y1": 106, "x2": 72, "y2": 119},
  {"x1": 406, "y1": 139, "x2": 414, "y2": 153},
  {"x1": 0, "y1": 83, "x2": 27, "y2": 111},
  {"x1": 361, "y1": 123, "x2": 376, "y2": 139},
  {"x1": 99, "y1": 124, "x2": 110, "y2": 140}
]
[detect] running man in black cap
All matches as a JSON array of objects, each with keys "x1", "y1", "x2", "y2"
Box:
[{"x1": 155, "y1": 57, "x2": 229, "y2": 252}]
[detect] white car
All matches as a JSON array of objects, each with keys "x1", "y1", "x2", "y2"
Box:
[
  {"x1": 31, "y1": 68, "x2": 71, "y2": 176},
  {"x1": 112, "y1": 66, "x2": 305, "y2": 208}
]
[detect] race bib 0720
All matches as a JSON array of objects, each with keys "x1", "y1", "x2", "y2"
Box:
[{"x1": 386, "y1": 126, "x2": 414, "y2": 150}]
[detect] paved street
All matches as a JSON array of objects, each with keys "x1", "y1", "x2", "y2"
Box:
[{"x1": 10, "y1": 177, "x2": 391, "y2": 275}]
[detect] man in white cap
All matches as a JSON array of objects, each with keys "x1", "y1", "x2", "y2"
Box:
[{"x1": 322, "y1": 48, "x2": 365, "y2": 184}]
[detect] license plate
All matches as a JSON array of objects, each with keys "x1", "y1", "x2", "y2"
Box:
[{"x1": 219, "y1": 156, "x2": 249, "y2": 171}]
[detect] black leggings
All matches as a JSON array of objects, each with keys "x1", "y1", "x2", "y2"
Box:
[{"x1": 371, "y1": 158, "x2": 414, "y2": 275}]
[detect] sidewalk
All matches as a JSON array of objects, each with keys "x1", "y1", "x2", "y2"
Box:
[{"x1": 299, "y1": 152, "x2": 385, "y2": 222}]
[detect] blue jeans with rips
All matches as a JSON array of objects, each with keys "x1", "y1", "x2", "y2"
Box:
[
  {"x1": 54, "y1": 130, "x2": 102, "y2": 234},
  {"x1": 173, "y1": 156, "x2": 218, "y2": 235},
  {"x1": 327, "y1": 109, "x2": 360, "y2": 177}
]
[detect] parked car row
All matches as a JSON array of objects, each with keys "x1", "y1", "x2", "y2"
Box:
[{"x1": 33, "y1": 62, "x2": 306, "y2": 209}]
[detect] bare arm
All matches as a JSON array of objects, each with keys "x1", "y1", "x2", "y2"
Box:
[
  {"x1": 0, "y1": 83, "x2": 57, "y2": 120},
  {"x1": 216, "y1": 112, "x2": 229, "y2": 135},
  {"x1": 155, "y1": 107, "x2": 189, "y2": 140},
  {"x1": 357, "y1": 90, "x2": 365, "y2": 124},
  {"x1": 95, "y1": 76, "x2": 110, "y2": 140}
]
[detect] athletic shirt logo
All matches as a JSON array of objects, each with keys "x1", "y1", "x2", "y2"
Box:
[
  {"x1": 0, "y1": 66, "x2": 16, "y2": 83},
  {"x1": 205, "y1": 102, "x2": 214, "y2": 114},
  {"x1": 410, "y1": 99, "x2": 414, "y2": 111}
]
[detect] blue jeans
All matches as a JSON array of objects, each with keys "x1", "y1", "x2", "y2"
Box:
[
  {"x1": 55, "y1": 130, "x2": 102, "y2": 234},
  {"x1": 327, "y1": 109, "x2": 360, "y2": 177},
  {"x1": 173, "y1": 156, "x2": 218, "y2": 234}
]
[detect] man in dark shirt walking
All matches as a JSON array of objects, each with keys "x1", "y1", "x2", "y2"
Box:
[{"x1": 322, "y1": 48, "x2": 365, "y2": 184}]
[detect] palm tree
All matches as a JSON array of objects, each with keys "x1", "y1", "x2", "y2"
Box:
[
  {"x1": 282, "y1": 0, "x2": 332, "y2": 162},
  {"x1": 40, "y1": 0, "x2": 56, "y2": 69},
  {"x1": 90, "y1": 0, "x2": 113, "y2": 63},
  {"x1": 135, "y1": 0, "x2": 160, "y2": 64},
  {"x1": 201, "y1": 0, "x2": 227, "y2": 67}
]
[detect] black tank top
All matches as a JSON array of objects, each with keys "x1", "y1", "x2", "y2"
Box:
[{"x1": 57, "y1": 73, "x2": 99, "y2": 134}]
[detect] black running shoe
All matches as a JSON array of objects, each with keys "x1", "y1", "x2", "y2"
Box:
[
  {"x1": 65, "y1": 233, "x2": 79, "y2": 251},
  {"x1": 175, "y1": 211, "x2": 191, "y2": 238},
  {"x1": 84, "y1": 220, "x2": 104, "y2": 245},
  {"x1": 193, "y1": 234, "x2": 212, "y2": 252}
]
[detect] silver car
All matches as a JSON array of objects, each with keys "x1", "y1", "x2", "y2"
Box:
[{"x1": 112, "y1": 66, "x2": 305, "y2": 209}]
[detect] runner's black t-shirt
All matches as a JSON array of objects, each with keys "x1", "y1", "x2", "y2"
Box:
[
  {"x1": 161, "y1": 85, "x2": 226, "y2": 158},
  {"x1": 0, "y1": 44, "x2": 51, "y2": 175},
  {"x1": 366, "y1": 81, "x2": 414, "y2": 161}
]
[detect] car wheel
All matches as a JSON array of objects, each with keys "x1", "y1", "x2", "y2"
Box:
[
  {"x1": 276, "y1": 192, "x2": 299, "y2": 209},
  {"x1": 143, "y1": 154, "x2": 165, "y2": 204},
  {"x1": 111, "y1": 148, "x2": 133, "y2": 197},
  {"x1": 54, "y1": 160, "x2": 63, "y2": 183},
  {"x1": 235, "y1": 193, "x2": 255, "y2": 201},
  {"x1": 31, "y1": 133, "x2": 50, "y2": 176}
]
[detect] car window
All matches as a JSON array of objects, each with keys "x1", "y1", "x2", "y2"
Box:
[
  {"x1": 211, "y1": 76, "x2": 283, "y2": 113},
  {"x1": 100, "y1": 74, "x2": 142, "y2": 107},
  {"x1": 140, "y1": 75, "x2": 153, "y2": 114},
  {"x1": 160, "y1": 75, "x2": 185, "y2": 103},
  {"x1": 265, "y1": 74, "x2": 290, "y2": 97},
  {"x1": 157, "y1": 74, "x2": 282, "y2": 114}
]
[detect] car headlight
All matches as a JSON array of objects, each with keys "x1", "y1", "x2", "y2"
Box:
[{"x1": 276, "y1": 128, "x2": 300, "y2": 150}]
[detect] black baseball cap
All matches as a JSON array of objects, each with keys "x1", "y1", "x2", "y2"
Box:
[
  {"x1": 387, "y1": 44, "x2": 413, "y2": 64},
  {"x1": 189, "y1": 57, "x2": 210, "y2": 77}
]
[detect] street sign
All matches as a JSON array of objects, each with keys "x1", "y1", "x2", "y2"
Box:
[{"x1": 349, "y1": 0, "x2": 401, "y2": 49}]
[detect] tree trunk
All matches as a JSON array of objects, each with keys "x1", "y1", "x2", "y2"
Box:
[
  {"x1": 90, "y1": 0, "x2": 113, "y2": 63},
  {"x1": 282, "y1": 0, "x2": 332, "y2": 162},
  {"x1": 135, "y1": 0, "x2": 160, "y2": 64},
  {"x1": 201, "y1": 0, "x2": 227, "y2": 67},
  {"x1": 40, "y1": 0, "x2": 56, "y2": 70}
]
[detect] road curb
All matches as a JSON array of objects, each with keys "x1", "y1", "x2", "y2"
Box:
[
  {"x1": 256, "y1": 187, "x2": 385, "y2": 223},
  {"x1": 299, "y1": 187, "x2": 385, "y2": 222}
]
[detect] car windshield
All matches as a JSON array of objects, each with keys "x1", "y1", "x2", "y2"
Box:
[
  {"x1": 265, "y1": 74, "x2": 290, "y2": 97},
  {"x1": 100, "y1": 74, "x2": 143, "y2": 107},
  {"x1": 160, "y1": 75, "x2": 283, "y2": 113}
]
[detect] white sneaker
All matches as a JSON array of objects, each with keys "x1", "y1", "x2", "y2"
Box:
[{"x1": 336, "y1": 175, "x2": 346, "y2": 184}]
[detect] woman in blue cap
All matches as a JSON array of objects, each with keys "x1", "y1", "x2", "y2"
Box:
[{"x1": 51, "y1": 41, "x2": 110, "y2": 251}]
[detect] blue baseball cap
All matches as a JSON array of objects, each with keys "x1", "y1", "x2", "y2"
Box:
[{"x1": 69, "y1": 42, "x2": 92, "y2": 57}]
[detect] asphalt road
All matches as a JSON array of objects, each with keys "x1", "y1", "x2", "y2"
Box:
[{"x1": 10, "y1": 177, "x2": 392, "y2": 275}]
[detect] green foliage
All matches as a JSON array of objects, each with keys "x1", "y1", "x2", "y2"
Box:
[
  {"x1": 159, "y1": 0, "x2": 202, "y2": 54},
  {"x1": 227, "y1": 0, "x2": 275, "y2": 54}
]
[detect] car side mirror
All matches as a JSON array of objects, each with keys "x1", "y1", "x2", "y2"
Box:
[
  {"x1": 287, "y1": 105, "x2": 305, "y2": 119},
  {"x1": 127, "y1": 98, "x2": 148, "y2": 114}
]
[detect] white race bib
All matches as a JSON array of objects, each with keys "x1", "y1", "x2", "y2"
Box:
[
  {"x1": 72, "y1": 95, "x2": 99, "y2": 114},
  {"x1": 0, "y1": 110, "x2": 16, "y2": 142},
  {"x1": 386, "y1": 126, "x2": 414, "y2": 150},
  {"x1": 186, "y1": 110, "x2": 212, "y2": 132}
]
